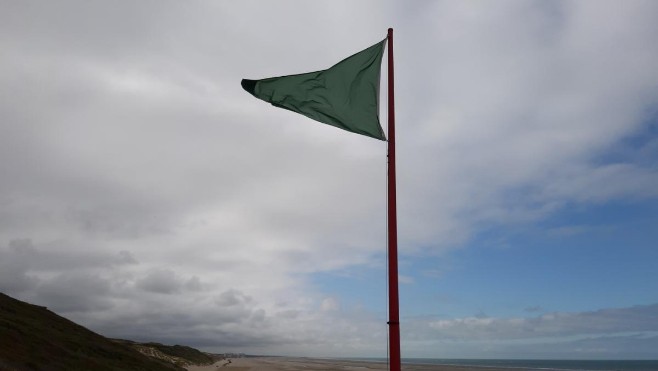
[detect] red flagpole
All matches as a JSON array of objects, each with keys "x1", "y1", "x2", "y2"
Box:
[{"x1": 387, "y1": 27, "x2": 401, "y2": 371}]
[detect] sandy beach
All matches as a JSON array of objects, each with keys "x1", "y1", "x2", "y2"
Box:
[{"x1": 185, "y1": 357, "x2": 527, "y2": 371}]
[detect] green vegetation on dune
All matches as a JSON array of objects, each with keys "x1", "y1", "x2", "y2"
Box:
[
  {"x1": 143, "y1": 343, "x2": 215, "y2": 365},
  {"x1": 113, "y1": 340, "x2": 217, "y2": 367},
  {"x1": 0, "y1": 292, "x2": 185, "y2": 371}
]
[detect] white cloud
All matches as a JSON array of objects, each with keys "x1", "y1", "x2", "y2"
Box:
[
  {"x1": 415, "y1": 304, "x2": 658, "y2": 341},
  {"x1": 400, "y1": 304, "x2": 658, "y2": 358},
  {"x1": 394, "y1": 0, "x2": 658, "y2": 251},
  {"x1": 320, "y1": 297, "x2": 340, "y2": 312}
]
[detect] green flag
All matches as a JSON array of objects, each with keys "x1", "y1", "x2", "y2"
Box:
[{"x1": 241, "y1": 38, "x2": 387, "y2": 141}]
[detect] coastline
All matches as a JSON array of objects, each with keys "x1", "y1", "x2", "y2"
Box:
[
  {"x1": 185, "y1": 357, "x2": 658, "y2": 371},
  {"x1": 185, "y1": 357, "x2": 528, "y2": 371}
]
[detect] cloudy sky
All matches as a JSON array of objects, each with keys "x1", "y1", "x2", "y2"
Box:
[{"x1": 2, "y1": 0, "x2": 658, "y2": 360}]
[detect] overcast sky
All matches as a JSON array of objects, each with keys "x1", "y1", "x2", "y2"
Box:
[{"x1": 2, "y1": 0, "x2": 658, "y2": 360}]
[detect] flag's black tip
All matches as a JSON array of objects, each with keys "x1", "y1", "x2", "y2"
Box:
[{"x1": 241, "y1": 79, "x2": 257, "y2": 95}]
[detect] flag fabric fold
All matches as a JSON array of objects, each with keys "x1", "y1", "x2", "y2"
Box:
[{"x1": 241, "y1": 38, "x2": 387, "y2": 141}]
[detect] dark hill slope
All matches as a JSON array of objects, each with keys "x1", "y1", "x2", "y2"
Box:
[{"x1": 0, "y1": 292, "x2": 182, "y2": 371}]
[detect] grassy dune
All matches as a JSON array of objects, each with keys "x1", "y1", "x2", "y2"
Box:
[{"x1": 0, "y1": 292, "x2": 188, "y2": 371}]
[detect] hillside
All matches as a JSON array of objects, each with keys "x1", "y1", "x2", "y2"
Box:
[
  {"x1": 0, "y1": 292, "x2": 184, "y2": 371},
  {"x1": 114, "y1": 340, "x2": 216, "y2": 367}
]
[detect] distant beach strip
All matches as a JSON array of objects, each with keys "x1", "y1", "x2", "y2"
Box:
[{"x1": 187, "y1": 357, "x2": 658, "y2": 371}]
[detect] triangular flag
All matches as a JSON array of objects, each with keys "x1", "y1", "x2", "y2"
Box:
[{"x1": 242, "y1": 38, "x2": 387, "y2": 140}]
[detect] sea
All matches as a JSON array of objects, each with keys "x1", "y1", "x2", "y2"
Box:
[{"x1": 346, "y1": 358, "x2": 658, "y2": 371}]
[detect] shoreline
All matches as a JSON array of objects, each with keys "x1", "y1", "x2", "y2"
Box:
[
  {"x1": 185, "y1": 357, "x2": 658, "y2": 371},
  {"x1": 184, "y1": 357, "x2": 531, "y2": 371}
]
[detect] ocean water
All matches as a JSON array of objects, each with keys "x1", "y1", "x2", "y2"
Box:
[
  {"x1": 411, "y1": 359, "x2": 658, "y2": 371},
  {"x1": 349, "y1": 358, "x2": 658, "y2": 371}
]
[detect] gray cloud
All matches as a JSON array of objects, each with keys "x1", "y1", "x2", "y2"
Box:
[
  {"x1": 0, "y1": 239, "x2": 139, "y2": 273},
  {"x1": 0, "y1": 240, "x2": 39, "y2": 293},
  {"x1": 35, "y1": 272, "x2": 113, "y2": 313},
  {"x1": 136, "y1": 269, "x2": 182, "y2": 294}
]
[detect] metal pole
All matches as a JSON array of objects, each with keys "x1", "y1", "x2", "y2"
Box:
[{"x1": 386, "y1": 27, "x2": 401, "y2": 371}]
